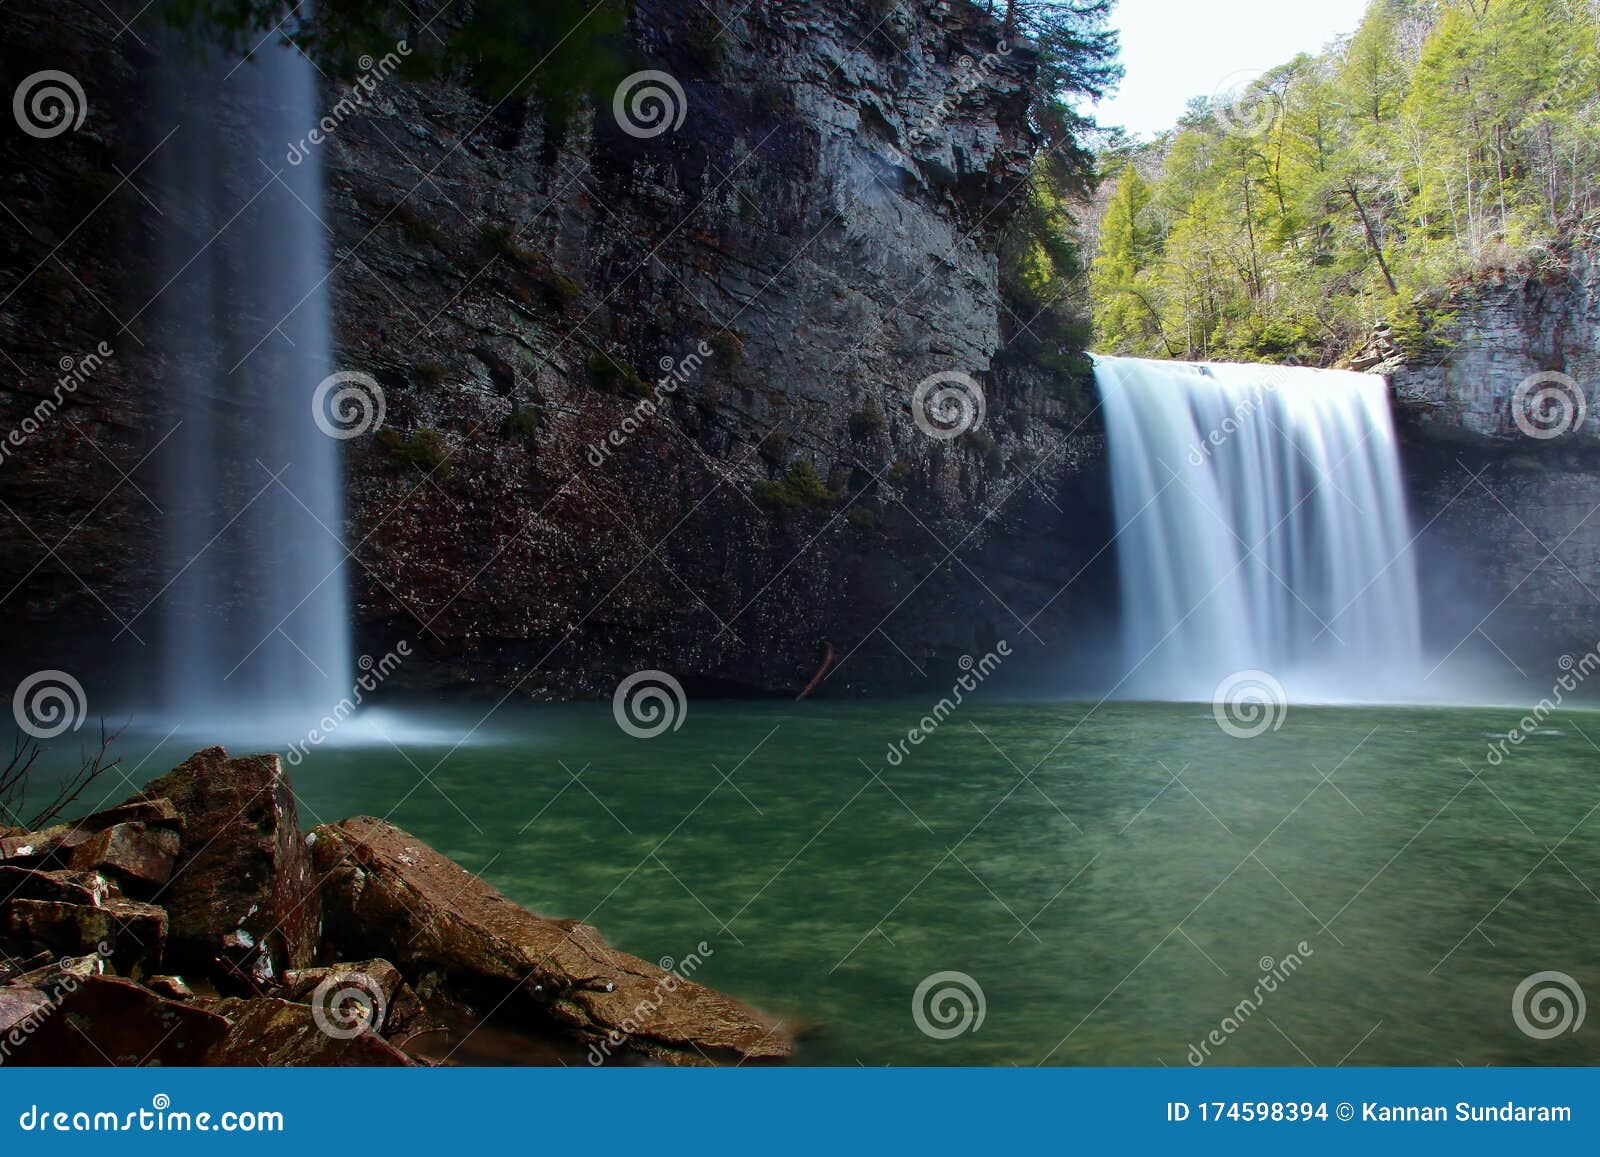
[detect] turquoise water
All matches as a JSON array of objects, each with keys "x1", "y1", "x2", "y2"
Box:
[{"x1": 42, "y1": 700, "x2": 1600, "y2": 1065}]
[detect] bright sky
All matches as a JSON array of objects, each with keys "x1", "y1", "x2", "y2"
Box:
[{"x1": 1091, "y1": 0, "x2": 1373, "y2": 137}]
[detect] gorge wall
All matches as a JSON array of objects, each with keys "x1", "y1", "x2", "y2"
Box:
[
  {"x1": 1385, "y1": 244, "x2": 1600, "y2": 683},
  {"x1": 0, "y1": 0, "x2": 1111, "y2": 705}
]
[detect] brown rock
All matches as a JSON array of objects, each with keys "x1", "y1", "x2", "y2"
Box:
[
  {"x1": 132, "y1": 747, "x2": 319, "y2": 983},
  {"x1": 0, "y1": 800, "x2": 181, "y2": 868},
  {"x1": 147, "y1": 974, "x2": 195, "y2": 1000},
  {"x1": 311, "y1": 817, "x2": 791, "y2": 1065},
  {"x1": 9, "y1": 950, "x2": 103, "y2": 988},
  {"x1": 0, "y1": 866, "x2": 110, "y2": 907},
  {"x1": 0, "y1": 986, "x2": 51, "y2": 1036},
  {"x1": 202, "y1": 997, "x2": 414, "y2": 1066},
  {"x1": 3, "y1": 975, "x2": 229, "y2": 1065},
  {"x1": 0, "y1": 895, "x2": 166, "y2": 979},
  {"x1": 68, "y1": 823, "x2": 181, "y2": 888},
  {"x1": 281, "y1": 958, "x2": 404, "y2": 1035}
]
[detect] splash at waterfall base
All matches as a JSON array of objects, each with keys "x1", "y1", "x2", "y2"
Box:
[{"x1": 1093, "y1": 355, "x2": 1427, "y2": 704}]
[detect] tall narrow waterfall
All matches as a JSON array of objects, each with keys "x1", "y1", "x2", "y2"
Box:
[
  {"x1": 154, "y1": 36, "x2": 349, "y2": 721},
  {"x1": 1094, "y1": 356, "x2": 1422, "y2": 702}
]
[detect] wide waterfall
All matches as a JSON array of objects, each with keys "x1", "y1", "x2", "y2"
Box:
[
  {"x1": 1094, "y1": 355, "x2": 1423, "y2": 702},
  {"x1": 153, "y1": 36, "x2": 349, "y2": 722}
]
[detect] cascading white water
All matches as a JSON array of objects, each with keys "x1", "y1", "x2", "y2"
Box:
[
  {"x1": 154, "y1": 34, "x2": 349, "y2": 722},
  {"x1": 1094, "y1": 355, "x2": 1423, "y2": 702}
]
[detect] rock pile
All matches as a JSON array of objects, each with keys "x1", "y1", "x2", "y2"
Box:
[{"x1": 0, "y1": 747, "x2": 790, "y2": 1066}]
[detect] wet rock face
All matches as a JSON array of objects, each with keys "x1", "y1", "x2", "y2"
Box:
[
  {"x1": 0, "y1": 0, "x2": 1098, "y2": 702},
  {"x1": 132, "y1": 747, "x2": 320, "y2": 982}
]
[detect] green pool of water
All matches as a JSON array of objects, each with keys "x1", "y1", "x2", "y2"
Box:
[{"x1": 49, "y1": 699, "x2": 1600, "y2": 1065}]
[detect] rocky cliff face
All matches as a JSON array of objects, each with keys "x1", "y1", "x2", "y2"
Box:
[
  {"x1": 1383, "y1": 244, "x2": 1600, "y2": 678},
  {"x1": 0, "y1": 1, "x2": 1107, "y2": 704}
]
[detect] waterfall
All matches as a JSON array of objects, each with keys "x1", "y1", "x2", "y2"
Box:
[
  {"x1": 154, "y1": 35, "x2": 349, "y2": 723},
  {"x1": 1093, "y1": 356, "x2": 1422, "y2": 702}
]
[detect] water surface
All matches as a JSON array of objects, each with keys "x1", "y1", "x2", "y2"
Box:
[{"x1": 52, "y1": 699, "x2": 1600, "y2": 1065}]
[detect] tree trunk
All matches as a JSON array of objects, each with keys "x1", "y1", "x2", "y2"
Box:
[{"x1": 1346, "y1": 184, "x2": 1400, "y2": 296}]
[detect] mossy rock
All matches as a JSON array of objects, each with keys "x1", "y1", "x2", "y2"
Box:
[
  {"x1": 753, "y1": 461, "x2": 843, "y2": 514},
  {"x1": 377, "y1": 427, "x2": 450, "y2": 476},
  {"x1": 586, "y1": 354, "x2": 652, "y2": 399}
]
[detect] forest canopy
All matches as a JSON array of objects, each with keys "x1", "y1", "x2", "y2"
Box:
[{"x1": 1089, "y1": 0, "x2": 1600, "y2": 364}]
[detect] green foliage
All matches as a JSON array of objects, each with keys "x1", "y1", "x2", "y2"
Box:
[
  {"x1": 156, "y1": 1, "x2": 626, "y2": 139},
  {"x1": 1091, "y1": 0, "x2": 1600, "y2": 363},
  {"x1": 479, "y1": 223, "x2": 583, "y2": 312},
  {"x1": 478, "y1": 221, "x2": 532, "y2": 263},
  {"x1": 970, "y1": 430, "x2": 1002, "y2": 468},
  {"x1": 752, "y1": 461, "x2": 842, "y2": 514},
  {"x1": 377, "y1": 427, "x2": 450, "y2": 475},
  {"x1": 530, "y1": 269, "x2": 583, "y2": 314},
  {"x1": 412, "y1": 360, "x2": 446, "y2": 389},
  {"x1": 680, "y1": 18, "x2": 725, "y2": 73},
  {"x1": 388, "y1": 203, "x2": 449, "y2": 250},
  {"x1": 1009, "y1": 446, "x2": 1040, "y2": 471},
  {"x1": 504, "y1": 405, "x2": 542, "y2": 440},
  {"x1": 708, "y1": 329, "x2": 745, "y2": 366},
  {"x1": 847, "y1": 506, "x2": 879, "y2": 534},
  {"x1": 751, "y1": 81, "x2": 788, "y2": 120},
  {"x1": 848, "y1": 403, "x2": 886, "y2": 439},
  {"x1": 981, "y1": 2, "x2": 1120, "y2": 383},
  {"x1": 758, "y1": 429, "x2": 790, "y2": 467},
  {"x1": 586, "y1": 353, "x2": 651, "y2": 399}
]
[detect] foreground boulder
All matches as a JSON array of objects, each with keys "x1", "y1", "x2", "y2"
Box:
[
  {"x1": 4, "y1": 975, "x2": 229, "y2": 1066},
  {"x1": 0, "y1": 800, "x2": 180, "y2": 878},
  {"x1": 310, "y1": 817, "x2": 791, "y2": 1065},
  {"x1": 202, "y1": 996, "x2": 414, "y2": 1066},
  {"x1": 132, "y1": 747, "x2": 319, "y2": 983},
  {"x1": 1, "y1": 895, "x2": 166, "y2": 979}
]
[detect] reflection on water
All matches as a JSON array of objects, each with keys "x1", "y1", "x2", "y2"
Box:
[{"x1": 43, "y1": 699, "x2": 1600, "y2": 1065}]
